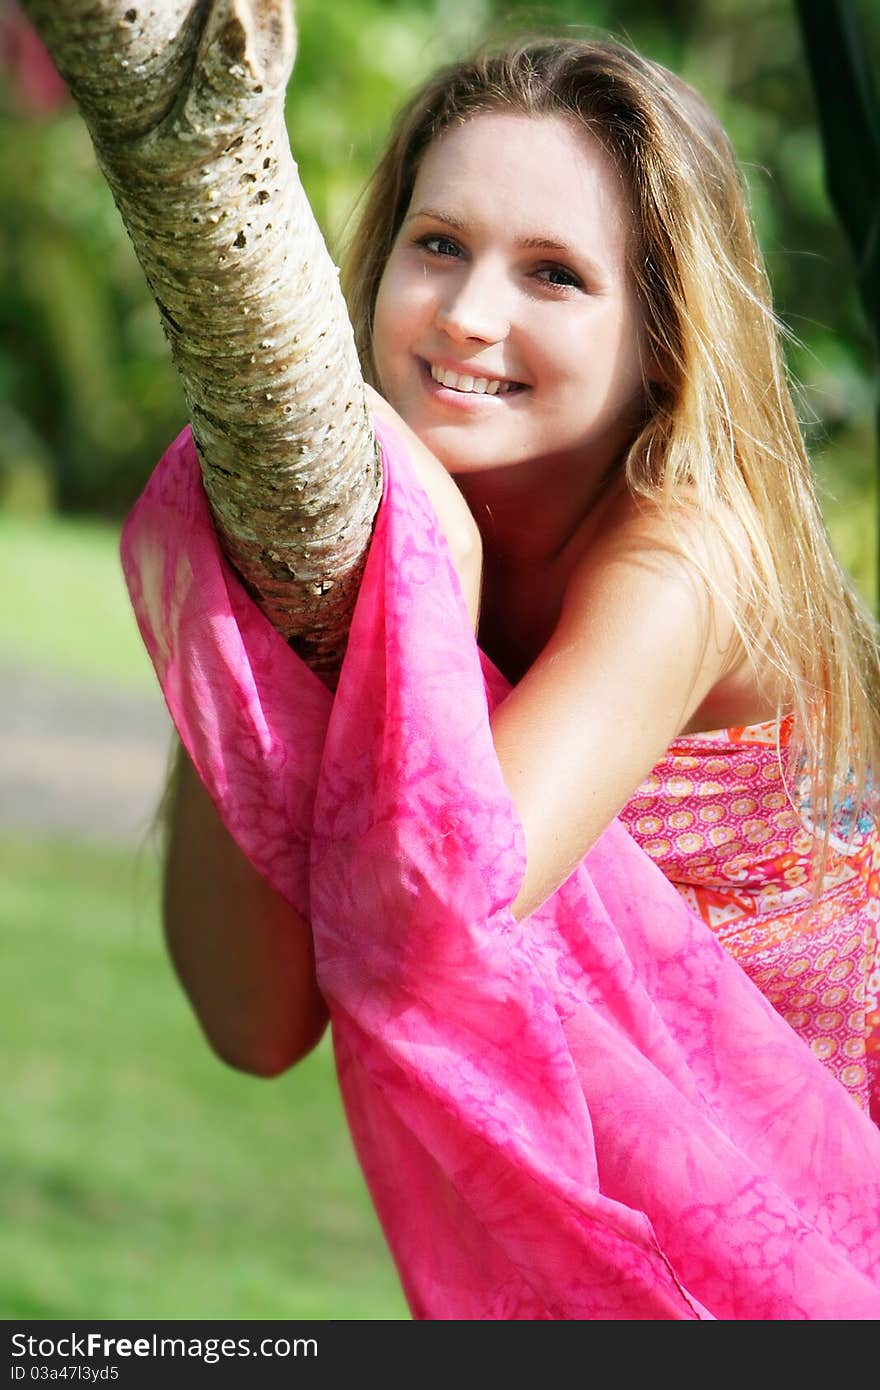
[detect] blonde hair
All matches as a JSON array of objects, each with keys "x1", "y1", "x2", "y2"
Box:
[{"x1": 342, "y1": 35, "x2": 880, "y2": 870}]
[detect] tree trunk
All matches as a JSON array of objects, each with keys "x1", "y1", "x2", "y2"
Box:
[{"x1": 20, "y1": 0, "x2": 381, "y2": 682}]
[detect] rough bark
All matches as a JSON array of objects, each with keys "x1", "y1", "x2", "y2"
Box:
[{"x1": 20, "y1": 0, "x2": 381, "y2": 681}]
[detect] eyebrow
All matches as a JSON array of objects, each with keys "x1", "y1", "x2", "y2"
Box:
[{"x1": 404, "y1": 206, "x2": 608, "y2": 273}]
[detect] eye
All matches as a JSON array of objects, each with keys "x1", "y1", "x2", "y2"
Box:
[
  {"x1": 535, "y1": 263, "x2": 584, "y2": 291},
  {"x1": 415, "y1": 233, "x2": 463, "y2": 259}
]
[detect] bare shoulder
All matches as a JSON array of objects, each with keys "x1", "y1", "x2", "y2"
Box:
[
  {"x1": 365, "y1": 385, "x2": 482, "y2": 627},
  {"x1": 564, "y1": 482, "x2": 749, "y2": 665},
  {"x1": 561, "y1": 482, "x2": 787, "y2": 733},
  {"x1": 574, "y1": 481, "x2": 748, "y2": 580}
]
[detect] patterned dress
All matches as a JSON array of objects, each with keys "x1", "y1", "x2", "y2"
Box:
[{"x1": 619, "y1": 717, "x2": 880, "y2": 1122}]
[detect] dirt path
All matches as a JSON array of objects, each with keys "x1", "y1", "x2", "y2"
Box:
[{"x1": 0, "y1": 660, "x2": 173, "y2": 843}]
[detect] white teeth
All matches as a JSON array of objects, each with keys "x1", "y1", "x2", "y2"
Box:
[{"x1": 430, "y1": 364, "x2": 513, "y2": 395}]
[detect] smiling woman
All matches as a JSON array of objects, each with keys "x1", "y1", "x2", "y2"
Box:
[{"x1": 122, "y1": 31, "x2": 880, "y2": 1319}]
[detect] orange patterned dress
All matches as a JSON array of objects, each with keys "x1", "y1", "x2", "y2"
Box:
[{"x1": 619, "y1": 717, "x2": 880, "y2": 1122}]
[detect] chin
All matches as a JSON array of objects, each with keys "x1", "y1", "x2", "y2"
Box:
[{"x1": 415, "y1": 428, "x2": 508, "y2": 476}]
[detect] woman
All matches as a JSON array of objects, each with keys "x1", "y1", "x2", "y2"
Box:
[{"x1": 125, "y1": 36, "x2": 880, "y2": 1317}]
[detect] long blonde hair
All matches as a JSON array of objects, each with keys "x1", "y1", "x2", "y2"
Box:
[{"x1": 342, "y1": 35, "x2": 880, "y2": 865}]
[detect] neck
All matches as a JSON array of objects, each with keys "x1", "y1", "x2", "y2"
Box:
[{"x1": 456, "y1": 454, "x2": 617, "y2": 570}]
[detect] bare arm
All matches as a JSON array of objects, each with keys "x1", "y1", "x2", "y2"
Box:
[
  {"x1": 491, "y1": 498, "x2": 749, "y2": 921},
  {"x1": 163, "y1": 745, "x2": 329, "y2": 1077}
]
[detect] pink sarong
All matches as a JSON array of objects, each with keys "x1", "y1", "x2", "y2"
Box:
[{"x1": 121, "y1": 419, "x2": 880, "y2": 1320}]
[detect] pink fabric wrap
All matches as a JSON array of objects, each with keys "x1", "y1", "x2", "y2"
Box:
[{"x1": 121, "y1": 420, "x2": 880, "y2": 1320}]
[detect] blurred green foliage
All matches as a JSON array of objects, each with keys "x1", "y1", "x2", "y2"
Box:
[{"x1": 0, "y1": 0, "x2": 876, "y2": 521}]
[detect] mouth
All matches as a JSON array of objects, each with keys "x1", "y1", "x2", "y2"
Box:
[{"x1": 426, "y1": 361, "x2": 526, "y2": 396}]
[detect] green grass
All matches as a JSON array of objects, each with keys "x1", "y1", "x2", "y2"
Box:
[
  {"x1": 0, "y1": 835, "x2": 408, "y2": 1320},
  {"x1": 0, "y1": 512, "x2": 154, "y2": 689}
]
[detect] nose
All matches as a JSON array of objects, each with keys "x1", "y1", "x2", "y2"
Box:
[{"x1": 434, "y1": 263, "x2": 509, "y2": 345}]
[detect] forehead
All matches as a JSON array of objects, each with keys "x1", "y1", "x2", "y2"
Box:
[{"x1": 410, "y1": 111, "x2": 631, "y2": 267}]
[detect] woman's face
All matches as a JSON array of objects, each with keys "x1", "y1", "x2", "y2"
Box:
[{"x1": 372, "y1": 111, "x2": 648, "y2": 483}]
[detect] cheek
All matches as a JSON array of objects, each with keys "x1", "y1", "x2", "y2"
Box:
[
  {"x1": 585, "y1": 307, "x2": 645, "y2": 393},
  {"x1": 377, "y1": 253, "x2": 441, "y2": 325},
  {"x1": 373, "y1": 270, "x2": 441, "y2": 393},
  {"x1": 374, "y1": 267, "x2": 415, "y2": 352}
]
